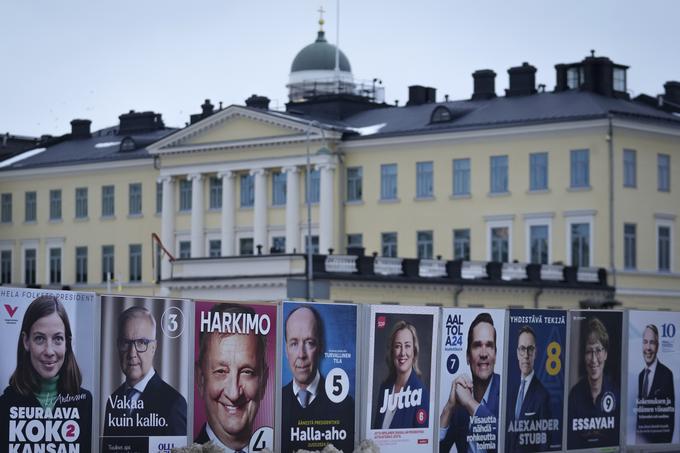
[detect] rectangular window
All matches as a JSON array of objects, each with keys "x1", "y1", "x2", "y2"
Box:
[
  {"x1": 239, "y1": 238, "x2": 254, "y2": 256},
  {"x1": 209, "y1": 239, "x2": 222, "y2": 257},
  {"x1": 179, "y1": 179, "x2": 192, "y2": 211},
  {"x1": 209, "y1": 177, "x2": 222, "y2": 209},
  {"x1": 49, "y1": 248, "x2": 61, "y2": 284},
  {"x1": 49, "y1": 189, "x2": 62, "y2": 220},
  {"x1": 570, "y1": 149, "x2": 590, "y2": 188},
  {"x1": 25, "y1": 191, "x2": 36, "y2": 222},
  {"x1": 658, "y1": 226, "x2": 671, "y2": 271},
  {"x1": 306, "y1": 169, "x2": 320, "y2": 203},
  {"x1": 624, "y1": 223, "x2": 636, "y2": 269},
  {"x1": 658, "y1": 154, "x2": 670, "y2": 192},
  {"x1": 155, "y1": 181, "x2": 163, "y2": 214},
  {"x1": 272, "y1": 236, "x2": 285, "y2": 254},
  {"x1": 417, "y1": 230, "x2": 433, "y2": 259},
  {"x1": 623, "y1": 149, "x2": 636, "y2": 188},
  {"x1": 529, "y1": 152, "x2": 548, "y2": 191},
  {"x1": 129, "y1": 183, "x2": 142, "y2": 215},
  {"x1": 24, "y1": 249, "x2": 36, "y2": 285},
  {"x1": 453, "y1": 158, "x2": 470, "y2": 196},
  {"x1": 101, "y1": 185, "x2": 115, "y2": 217},
  {"x1": 380, "y1": 164, "x2": 398, "y2": 200},
  {"x1": 490, "y1": 155, "x2": 508, "y2": 193},
  {"x1": 453, "y1": 229, "x2": 470, "y2": 260},
  {"x1": 304, "y1": 235, "x2": 319, "y2": 254},
  {"x1": 129, "y1": 244, "x2": 142, "y2": 282},
  {"x1": 346, "y1": 167, "x2": 363, "y2": 202},
  {"x1": 529, "y1": 225, "x2": 549, "y2": 265},
  {"x1": 102, "y1": 245, "x2": 114, "y2": 282},
  {"x1": 1, "y1": 250, "x2": 11, "y2": 284},
  {"x1": 179, "y1": 241, "x2": 191, "y2": 259},
  {"x1": 240, "y1": 174, "x2": 254, "y2": 207},
  {"x1": 570, "y1": 223, "x2": 590, "y2": 267},
  {"x1": 381, "y1": 232, "x2": 398, "y2": 257},
  {"x1": 75, "y1": 246, "x2": 88, "y2": 284},
  {"x1": 1, "y1": 193, "x2": 12, "y2": 223},
  {"x1": 75, "y1": 187, "x2": 88, "y2": 219},
  {"x1": 491, "y1": 227, "x2": 509, "y2": 262},
  {"x1": 613, "y1": 67, "x2": 626, "y2": 92},
  {"x1": 347, "y1": 234, "x2": 363, "y2": 248},
  {"x1": 272, "y1": 171, "x2": 286, "y2": 206},
  {"x1": 416, "y1": 161, "x2": 433, "y2": 198}
]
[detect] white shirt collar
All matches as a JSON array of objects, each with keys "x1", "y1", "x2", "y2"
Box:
[
  {"x1": 292, "y1": 370, "x2": 320, "y2": 403},
  {"x1": 206, "y1": 423, "x2": 249, "y2": 453},
  {"x1": 129, "y1": 367, "x2": 155, "y2": 393}
]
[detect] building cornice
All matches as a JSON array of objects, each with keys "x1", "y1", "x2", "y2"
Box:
[{"x1": 0, "y1": 159, "x2": 153, "y2": 180}]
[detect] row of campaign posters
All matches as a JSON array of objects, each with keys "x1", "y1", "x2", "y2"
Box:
[{"x1": 0, "y1": 285, "x2": 678, "y2": 453}]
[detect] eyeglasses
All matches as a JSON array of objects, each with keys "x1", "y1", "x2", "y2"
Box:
[
  {"x1": 517, "y1": 345, "x2": 536, "y2": 356},
  {"x1": 585, "y1": 347, "x2": 605, "y2": 358},
  {"x1": 117, "y1": 338, "x2": 155, "y2": 352}
]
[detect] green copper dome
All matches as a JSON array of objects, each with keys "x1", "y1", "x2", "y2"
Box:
[{"x1": 290, "y1": 30, "x2": 351, "y2": 73}]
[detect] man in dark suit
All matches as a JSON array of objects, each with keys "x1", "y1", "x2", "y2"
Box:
[
  {"x1": 103, "y1": 306, "x2": 187, "y2": 441},
  {"x1": 282, "y1": 305, "x2": 354, "y2": 453},
  {"x1": 506, "y1": 326, "x2": 551, "y2": 452},
  {"x1": 636, "y1": 324, "x2": 675, "y2": 444}
]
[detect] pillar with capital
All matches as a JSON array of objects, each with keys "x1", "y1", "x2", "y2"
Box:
[
  {"x1": 252, "y1": 168, "x2": 268, "y2": 253},
  {"x1": 318, "y1": 163, "x2": 335, "y2": 254},
  {"x1": 159, "y1": 176, "x2": 175, "y2": 280},
  {"x1": 283, "y1": 166, "x2": 300, "y2": 253},
  {"x1": 219, "y1": 171, "x2": 235, "y2": 256},
  {"x1": 189, "y1": 173, "x2": 204, "y2": 258}
]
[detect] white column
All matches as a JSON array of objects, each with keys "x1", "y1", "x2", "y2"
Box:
[
  {"x1": 219, "y1": 171, "x2": 235, "y2": 256},
  {"x1": 189, "y1": 173, "x2": 204, "y2": 258},
  {"x1": 283, "y1": 166, "x2": 300, "y2": 253},
  {"x1": 318, "y1": 163, "x2": 335, "y2": 254},
  {"x1": 252, "y1": 168, "x2": 268, "y2": 254},
  {"x1": 159, "y1": 176, "x2": 175, "y2": 280}
]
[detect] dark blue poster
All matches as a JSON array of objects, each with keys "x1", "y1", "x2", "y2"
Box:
[{"x1": 505, "y1": 309, "x2": 566, "y2": 452}]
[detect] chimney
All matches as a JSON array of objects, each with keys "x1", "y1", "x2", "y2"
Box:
[
  {"x1": 201, "y1": 99, "x2": 214, "y2": 116},
  {"x1": 118, "y1": 111, "x2": 164, "y2": 135},
  {"x1": 407, "y1": 85, "x2": 436, "y2": 106},
  {"x1": 472, "y1": 69, "x2": 496, "y2": 100},
  {"x1": 662, "y1": 81, "x2": 680, "y2": 112},
  {"x1": 70, "y1": 119, "x2": 92, "y2": 139},
  {"x1": 245, "y1": 95, "x2": 271, "y2": 110},
  {"x1": 505, "y1": 62, "x2": 537, "y2": 97}
]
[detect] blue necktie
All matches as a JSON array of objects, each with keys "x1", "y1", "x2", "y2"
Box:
[
  {"x1": 515, "y1": 379, "x2": 526, "y2": 419},
  {"x1": 642, "y1": 368, "x2": 650, "y2": 397},
  {"x1": 125, "y1": 387, "x2": 138, "y2": 415},
  {"x1": 298, "y1": 389, "x2": 309, "y2": 408}
]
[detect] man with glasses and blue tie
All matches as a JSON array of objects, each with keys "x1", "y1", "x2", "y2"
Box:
[
  {"x1": 103, "y1": 306, "x2": 187, "y2": 439},
  {"x1": 506, "y1": 326, "x2": 551, "y2": 452}
]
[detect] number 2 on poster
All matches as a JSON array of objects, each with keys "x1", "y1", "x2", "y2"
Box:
[
  {"x1": 545, "y1": 341, "x2": 561, "y2": 376},
  {"x1": 325, "y1": 367, "x2": 350, "y2": 403}
]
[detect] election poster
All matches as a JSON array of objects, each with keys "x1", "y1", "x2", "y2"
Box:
[
  {"x1": 0, "y1": 287, "x2": 97, "y2": 453},
  {"x1": 280, "y1": 301, "x2": 357, "y2": 453},
  {"x1": 566, "y1": 310, "x2": 623, "y2": 450},
  {"x1": 99, "y1": 295, "x2": 191, "y2": 453},
  {"x1": 626, "y1": 310, "x2": 679, "y2": 446},
  {"x1": 193, "y1": 300, "x2": 277, "y2": 453},
  {"x1": 365, "y1": 304, "x2": 439, "y2": 452},
  {"x1": 438, "y1": 308, "x2": 505, "y2": 453},
  {"x1": 505, "y1": 309, "x2": 566, "y2": 452}
]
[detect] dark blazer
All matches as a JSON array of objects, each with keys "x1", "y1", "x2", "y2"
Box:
[
  {"x1": 372, "y1": 370, "x2": 430, "y2": 430},
  {"x1": 103, "y1": 372, "x2": 187, "y2": 437},
  {"x1": 637, "y1": 360, "x2": 675, "y2": 444},
  {"x1": 505, "y1": 375, "x2": 552, "y2": 452},
  {"x1": 194, "y1": 423, "x2": 209, "y2": 444},
  {"x1": 440, "y1": 373, "x2": 500, "y2": 453}
]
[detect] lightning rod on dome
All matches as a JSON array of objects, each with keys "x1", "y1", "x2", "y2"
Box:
[{"x1": 334, "y1": 0, "x2": 341, "y2": 83}]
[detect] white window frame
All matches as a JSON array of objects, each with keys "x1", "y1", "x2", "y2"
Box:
[
  {"x1": 655, "y1": 216, "x2": 675, "y2": 272},
  {"x1": 235, "y1": 230, "x2": 255, "y2": 256},
  {"x1": 204, "y1": 231, "x2": 222, "y2": 257},
  {"x1": 564, "y1": 212, "x2": 595, "y2": 267},
  {"x1": 0, "y1": 241, "x2": 14, "y2": 284},
  {"x1": 21, "y1": 239, "x2": 39, "y2": 286},
  {"x1": 524, "y1": 213, "x2": 553, "y2": 265},
  {"x1": 45, "y1": 238, "x2": 64, "y2": 286},
  {"x1": 485, "y1": 216, "x2": 514, "y2": 262}
]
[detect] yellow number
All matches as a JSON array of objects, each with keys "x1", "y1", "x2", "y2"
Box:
[{"x1": 545, "y1": 341, "x2": 561, "y2": 376}]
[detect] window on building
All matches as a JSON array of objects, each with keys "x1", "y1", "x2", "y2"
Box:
[
  {"x1": 101, "y1": 185, "x2": 115, "y2": 217},
  {"x1": 347, "y1": 234, "x2": 363, "y2": 249},
  {"x1": 1, "y1": 250, "x2": 11, "y2": 284},
  {"x1": 272, "y1": 171, "x2": 286, "y2": 206},
  {"x1": 75, "y1": 188, "x2": 88, "y2": 219},
  {"x1": 346, "y1": 167, "x2": 363, "y2": 202},
  {"x1": 154, "y1": 246, "x2": 161, "y2": 283},
  {"x1": 623, "y1": 149, "x2": 636, "y2": 188},
  {"x1": 1, "y1": 193, "x2": 12, "y2": 223},
  {"x1": 570, "y1": 149, "x2": 590, "y2": 188},
  {"x1": 179, "y1": 179, "x2": 192, "y2": 211},
  {"x1": 658, "y1": 154, "x2": 670, "y2": 192},
  {"x1": 306, "y1": 169, "x2": 320, "y2": 203},
  {"x1": 658, "y1": 225, "x2": 671, "y2": 272},
  {"x1": 490, "y1": 227, "x2": 509, "y2": 262},
  {"x1": 272, "y1": 236, "x2": 285, "y2": 254},
  {"x1": 24, "y1": 249, "x2": 36, "y2": 286},
  {"x1": 490, "y1": 155, "x2": 508, "y2": 194},
  {"x1": 570, "y1": 223, "x2": 590, "y2": 267},
  {"x1": 209, "y1": 239, "x2": 222, "y2": 257},
  {"x1": 417, "y1": 230, "x2": 433, "y2": 259},
  {"x1": 567, "y1": 66, "x2": 584, "y2": 89},
  {"x1": 240, "y1": 174, "x2": 254, "y2": 207},
  {"x1": 381, "y1": 232, "x2": 397, "y2": 257},
  {"x1": 179, "y1": 241, "x2": 191, "y2": 259},
  {"x1": 453, "y1": 229, "x2": 470, "y2": 261},
  {"x1": 453, "y1": 158, "x2": 470, "y2": 196},
  {"x1": 529, "y1": 152, "x2": 548, "y2": 191},
  {"x1": 75, "y1": 246, "x2": 87, "y2": 284},
  {"x1": 380, "y1": 164, "x2": 398, "y2": 200},
  {"x1": 25, "y1": 191, "x2": 36, "y2": 222},
  {"x1": 155, "y1": 181, "x2": 163, "y2": 214},
  {"x1": 49, "y1": 248, "x2": 61, "y2": 284},
  {"x1": 416, "y1": 161, "x2": 433, "y2": 198},
  {"x1": 209, "y1": 176, "x2": 222, "y2": 209},
  {"x1": 240, "y1": 238, "x2": 254, "y2": 255},
  {"x1": 129, "y1": 183, "x2": 142, "y2": 215},
  {"x1": 529, "y1": 225, "x2": 549, "y2": 265},
  {"x1": 102, "y1": 245, "x2": 114, "y2": 282},
  {"x1": 129, "y1": 244, "x2": 142, "y2": 282},
  {"x1": 613, "y1": 67, "x2": 626, "y2": 92},
  {"x1": 624, "y1": 223, "x2": 636, "y2": 269},
  {"x1": 304, "y1": 235, "x2": 319, "y2": 254},
  {"x1": 50, "y1": 189, "x2": 62, "y2": 220}
]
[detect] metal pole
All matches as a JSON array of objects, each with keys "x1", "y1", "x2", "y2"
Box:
[{"x1": 306, "y1": 122, "x2": 318, "y2": 300}]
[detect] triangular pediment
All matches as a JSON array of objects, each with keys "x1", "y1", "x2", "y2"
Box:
[{"x1": 184, "y1": 115, "x2": 298, "y2": 144}]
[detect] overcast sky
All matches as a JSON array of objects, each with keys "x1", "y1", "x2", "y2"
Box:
[{"x1": 2, "y1": 0, "x2": 679, "y2": 137}]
